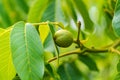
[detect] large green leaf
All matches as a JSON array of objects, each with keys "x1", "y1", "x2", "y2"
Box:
[
  {"x1": 10, "y1": 21, "x2": 44, "y2": 80},
  {"x1": 71, "y1": 0, "x2": 94, "y2": 32},
  {"x1": 27, "y1": 0, "x2": 49, "y2": 22},
  {"x1": 112, "y1": 0, "x2": 120, "y2": 37},
  {"x1": 0, "y1": 28, "x2": 16, "y2": 80}
]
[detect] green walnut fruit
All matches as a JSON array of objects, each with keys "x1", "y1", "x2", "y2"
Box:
[{"x1": 54, "y1": 29, "x2": 73, "y2": 48}]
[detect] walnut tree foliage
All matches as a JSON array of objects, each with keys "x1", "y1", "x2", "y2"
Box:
[{"x1": 0, "y1": 0, "x2": 120, "y2": 80}]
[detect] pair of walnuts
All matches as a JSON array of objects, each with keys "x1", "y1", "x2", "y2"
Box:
[{"x1": 54, "y1": 30, "x2": 73, "y2": 48}]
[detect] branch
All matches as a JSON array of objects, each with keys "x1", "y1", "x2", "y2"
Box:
[
  {"x1": 111, "y1": 39, "x2": 120, "y2": 48},
  {"x1": 48, "y1": 49, "x2": 85, "y2": 63},
  {"x1": 48, "y1": 47, "x2": 108, "y2": 63},
  {"x1": 77, "y1": 21, "x2": 81, "y2": 42},
  {"x1": 47, "y1": 39, "x2": 120, "y2": 63},
  {"x1": 32, "y1": 22, "x2": 59, "y2": 26},
  {"x1": 31, "y1": 22, "x2": 64, "y2": 29}
]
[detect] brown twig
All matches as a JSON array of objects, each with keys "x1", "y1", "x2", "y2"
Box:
[{"x1": 77, "y1": 21, "x2": 81, "y2": 49}]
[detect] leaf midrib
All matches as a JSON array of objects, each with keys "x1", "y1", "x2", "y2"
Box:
[{"x1": 24, "y1": 25, "x2": 31, "y2": 76}]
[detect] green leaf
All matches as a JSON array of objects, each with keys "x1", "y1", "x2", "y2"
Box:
[
  {"x1": 112, "y1": 0, "x2": 120, "y2": 37},
  {"x1": 57, "y1": 62, "x2": 84, "y2": 80},
  {"x1": 48, "y1": 23, "x2": 60, "y2": 63},
  {"x1": 117, "y1": 60, "x2": 120, "y2": 72},
  {"x1": 43, "y1": 33, "x2": 55, "y2": 53},
  {"x1": 8, "y1": 0, "x2": 29, "y2": 19},
  {"x1": 71, "y1": 0, "x2": 94, "y2": 32},
  {"x1": 48, "y1": 23, "x2": 55, "y2": 36},
  {"x1": 13, "y1": 0, "x2": 29, "y2": 14},
  {"x1": 39, "y1": 23, "x2": 56, "y2": 54},
  {"x1": 40, "y1": 0, "x2": 55, "y2": 22},
  {"x1": 78, "y1": 55, "x2": 99, "y2": 71},
  {"x1": 2, "y1": 0, "x2": 24, "y2": 24},
  {"x1": 10, "y1": 21, "x2": 44, "y2": 80},
  {"x1": 39, "y1": 25, "x2": 49, "y2": 43},
  {"x1": 41, "y1": 0, "x2": 67, "y2": 25},
  {"x1": 27, "y1": 0, "x2": 49, "y2": 22},
  {"x1": 114, "y1": 72, "x2": 120, "y2": 80},
  {"x1": 57, "y1": 64, "x2": 69, "y2": 80},
  {"x1": 55, "y1": 0, "x2": 67, "y2": 25},
  {"x1": 0, "y1": 1, "x2": 12, "y2": 28},
  {"x1": 0, "y1": 28, "x2": 16, "y2": 80},
  {"x1": 45, "y1": 64, "x2": 54, "y2": 78},
  {"x1": 48, "y1": 23, "x2": 59, "y2": 55},
  {"x1": 61, "y1": 0, "x2": 77, "y2": 22},
  {"x1": 104, "y1": 16, "x2": 117, "y2": 40}
]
